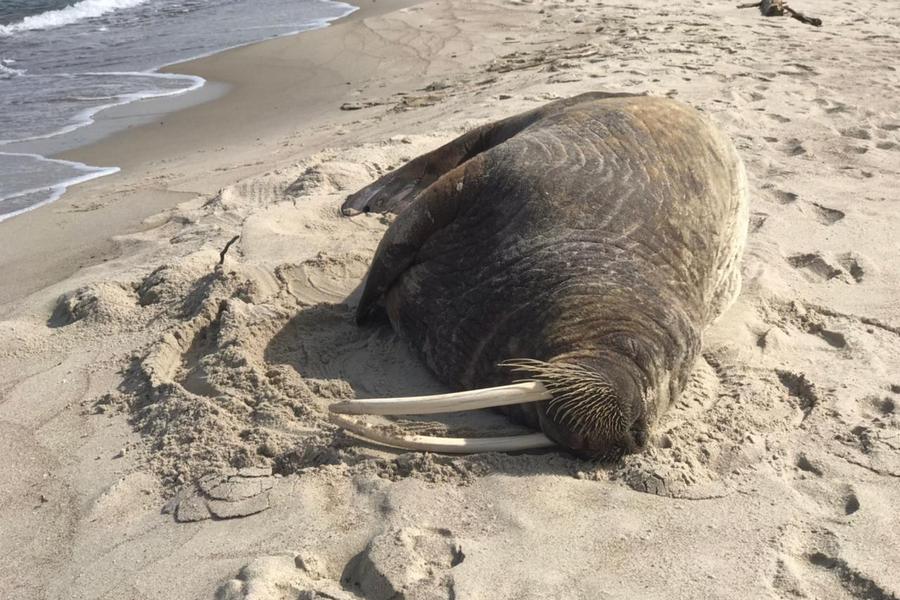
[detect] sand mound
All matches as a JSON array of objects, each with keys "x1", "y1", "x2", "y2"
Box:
[
  {"x1": 108, "y1": 137, "x2": 474, "y2": 485},
  {"x1": 49, "y1": 281, "x2": 139, "y2": 328}
]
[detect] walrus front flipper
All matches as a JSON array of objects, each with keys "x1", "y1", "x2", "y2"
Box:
[
  {"x1": 342, "y1": 91, "x2": 643, "y2": 216},
  {"x1": 355, "y1": 154, "x2": 488, "y2": 325}
]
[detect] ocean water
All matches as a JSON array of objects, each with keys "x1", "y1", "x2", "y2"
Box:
[{"x1": 0, "y1": 0, "x2": 356, "y2": 222}]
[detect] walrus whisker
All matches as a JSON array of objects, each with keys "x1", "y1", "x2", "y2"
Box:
[
  {"x1": 328, "y1": 381, "x2": 552, "y2": 415},
  {"x1": 501, "y1": 358, "x2": 629, "y2": 440},
  {"x1": 329, "y1": 414, "x2": 556, "y2": 453}
]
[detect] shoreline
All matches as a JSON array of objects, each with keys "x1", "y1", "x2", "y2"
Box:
[
  {"x1": 5, "y1": 0, "x2": 366, "y2": 158},
  {"x1": 0, "y1": 0, "x2": 421, "y2": 308},
  {"x1": 0, "y1": 0, "x2": 362, "y2": 221}
]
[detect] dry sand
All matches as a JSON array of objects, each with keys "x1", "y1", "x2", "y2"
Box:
[{"x1": 1, "y1": 0, "x2": 899, "y2": 598}]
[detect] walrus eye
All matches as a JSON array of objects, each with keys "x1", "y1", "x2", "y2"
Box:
[{"x1": 328, "y1": 382, "x2": 556, "y2": 453}]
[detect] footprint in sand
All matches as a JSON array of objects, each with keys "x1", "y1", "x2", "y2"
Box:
[
  {"x1": 786, "y1": 253, "x2": 842, "y2": 281},
  {"x1": 749, "y1": 211, "x2": 769, "y2": 233},
  {"x1": 837, "y1": 252, "x2": 866, "y2": 283},
  {"x1": 217, "y1": 553, "x2": 354, "y2": 600},
  {"x1": 770, "y1": 517, "x2": 898, "y2": 600},
  {"x1": 840, "y1": 126, "x2": 872, "y2": 141},
  {"x1": 776, "y1": 369, "x2": 820, "y2": 423},
  {"x1": 760, "y1": 184, "x2": 798, "y2": 204},
  {"x1": 779, "y1": 138, "x2": 807, "y2": 156},
  {"x1": 786, "y1": 252, "x2": 863, "y2": 284},
  {"x1": 218, "y1": 527, "x2": 464, "y2": 600},
  {"x1": 773, "y1": 189, "x2": 799, "y2": 204},
  {"x1": 794, "y1": 456, "x2": 861, "y2": 519},
  {"x1": 809, "y1": 202, "x2": 845, "y2": 225},
  {"x1": 341, "y1": 527, "x2": 463, "y2": 599}
]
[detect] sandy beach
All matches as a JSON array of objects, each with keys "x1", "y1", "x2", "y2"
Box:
[{"x1": 1, "y1": 0, "x2": 899, "y2": 598}]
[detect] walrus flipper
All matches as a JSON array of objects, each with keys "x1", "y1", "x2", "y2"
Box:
[
  {"x1": 355, "y1": 155, "x2": 487, "y2": 325},
  {"x1": 342, "y1": 91, "x2": 643, "y2": 216},
  {"x1": 342, "y1": 118, "x2": 536, "y2": 217}
]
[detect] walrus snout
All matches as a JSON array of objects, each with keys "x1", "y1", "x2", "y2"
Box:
[
  {"x1": 534, "y1": 397, "x2": 647, "y2": 459},
  {"x1": 506, "y1": 358, "x2": 648, "y2": 459},
  {"x1": 535, "y1": 407, "x2": 641, "y2": 460}
]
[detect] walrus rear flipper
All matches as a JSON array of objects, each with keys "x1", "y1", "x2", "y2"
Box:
[
  {"x1": 355, "y1": 154, "x2": 488, "y2": 325},
  {"x1": 342, "y1": 91, "x2": 643, "y2": 216},
  {"x1": 341, "y1": 120, "x2": 532, "y2": 217}
]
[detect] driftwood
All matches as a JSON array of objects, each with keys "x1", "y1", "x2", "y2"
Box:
[
  {"x1": 218, "y1": 235, "x2": 240, "y2": 265},
  {"x1": 737, "y1": 0, "x2": 822, "y2": 27}
]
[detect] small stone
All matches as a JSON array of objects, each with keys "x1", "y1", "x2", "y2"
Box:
[
  {"x1": 113, "y1": 448, "x2": 126, "y2": 459},
  {"x1": 175, "y1": 494, "x2": 211, "y2": 523}
]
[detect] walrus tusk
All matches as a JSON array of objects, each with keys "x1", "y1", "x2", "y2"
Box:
[
  {"x1": 329, "y1": 413, "x2": 556, "y2": 453},
  {"x1": 329, "y1": 381, "x2": 552, "y2": 415}
]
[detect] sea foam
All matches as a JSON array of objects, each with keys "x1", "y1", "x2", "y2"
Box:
[
  {"x1": 0, "y1": 152, "x2": 119, "y2": 222},
  {"x1": 0, "y1": 0, "x2": 149, "y2": 35},
  {"x1": 0, "y1": 59, "x2": 25, "y2": 79}
]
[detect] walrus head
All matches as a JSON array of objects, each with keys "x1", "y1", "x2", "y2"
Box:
[
  {"x1": 502, "y1": 359, "x2": 649, "y2": 460},
  {"x1": 328, "y1": 356, "x2": 649, "y2": 460}
]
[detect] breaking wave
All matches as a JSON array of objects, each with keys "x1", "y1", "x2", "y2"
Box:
[{"x1": 0, "y1": 0, "x2": 149, "y2": 35}]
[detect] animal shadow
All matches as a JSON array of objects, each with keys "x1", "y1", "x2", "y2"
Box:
[
  {"x1": 263, "y1": 302, "x2": 524, "y2": 437},
  {"x1": 262, "y1": 302, "x2": 578, "y2": 481}
]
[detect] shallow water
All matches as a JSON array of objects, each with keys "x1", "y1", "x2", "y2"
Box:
[{"x1": 0, "y1": 0, "x2": 355, "y2": 221}]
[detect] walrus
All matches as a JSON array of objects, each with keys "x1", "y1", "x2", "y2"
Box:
[{"x1": 329, "y1": 92, "x2": 748, "y2": 459}]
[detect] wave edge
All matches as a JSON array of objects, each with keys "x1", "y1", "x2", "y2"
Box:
[{"x1": 0, "y1": 0, "x2": 150, "y2": 36}]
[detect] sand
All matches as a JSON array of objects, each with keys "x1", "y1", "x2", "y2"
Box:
[{"x1": 1, "y1": 0, "x2": 899, "y2": 598}]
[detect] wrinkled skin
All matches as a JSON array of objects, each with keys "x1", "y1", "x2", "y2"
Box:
[{"x1": 344, "y1": 92, "x2": 748, "y2": 458}]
